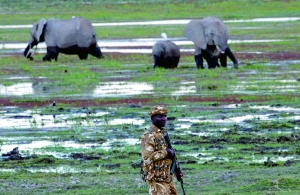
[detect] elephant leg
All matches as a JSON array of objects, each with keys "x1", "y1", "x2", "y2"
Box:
[
  {"x1": 43, "y1": 46, "x2": 59, "y2": 61},
  {"x1": 220, "y1": 53, "x2": 227, "y2": 67},
  {"x1": 78, "y1": 47, "x2": 89, "y2": 60},
  {"x1": 173, "y1": 56, "x2": 180, "y2": 68},
  {"x1": 194, "y1": 54, "x2": 204, "y2": 69},
  {"x1": 216, "y1": 58, "x2": 221, "y2": 68},
  {"x1": 205, "y1": 55, "x2": 218, "y2": 69},
  {"x1": 164, "y1": 56, "x2": 177, "y2": 69},
  {"x1": 201, "y1": 49, "x2": 217, "y2": 69},
  {"x1": 153, "y1": 55, "x2": 163, "y2": 68},
  {"x1": 224, "y1": 47, "x2": 238, "y2": 69},
  {"x1": 212, "y1": 56, "x2": 219, "y2": 68},
  {"x1": 89, "y1": 44, "x2": 104, "y2": 59}
]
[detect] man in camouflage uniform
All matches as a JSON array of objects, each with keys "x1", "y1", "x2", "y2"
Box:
[{"x1": 141, "y1": 105, "x2": 183, "y2": 195}]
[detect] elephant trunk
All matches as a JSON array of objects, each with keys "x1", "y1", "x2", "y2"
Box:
[
  {"x1": 24, "y1": 39, "x2": 38, "y2": 59},
  {"x1": 97, "y1": 46, "x2": 104, "y2": 59},
  {"x1": 224, "y1": 47, "x2": 238, "y2": 69}
]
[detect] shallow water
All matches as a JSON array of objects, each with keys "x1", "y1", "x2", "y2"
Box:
[
  {"x1": 1, "y1": 16, "x2": 300, "y2": 174},
  {"x1": 1, "y1": 102, "x2": 298, "y2": 149},
  {"x1": 1, "y1": 65, "x2": 299, "y2": 97},
  {"x1": 0, "y1": 138, "x2": 139, "y2": 156},
  {"x1": 0, "y1": 39, "x2": 284, "y2": 55},
  {"x1": 0, "y1": 17, "x2": 299, "y2": 29}
]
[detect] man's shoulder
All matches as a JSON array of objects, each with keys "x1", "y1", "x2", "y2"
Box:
[
  {"x1": 141, "y1": 128, "x2": 155, "y2": 138},
  {"x1": 142, "y1": 129, "x2": 152, "y2": 136}
]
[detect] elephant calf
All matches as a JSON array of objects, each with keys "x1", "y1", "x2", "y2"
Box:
[
  {"x1": 24, "y1": 17, "x2": 103, "y2": 61},
  {"x1": 152, "y1": 40, "x2": 180, "y2": 69},
  {"x1": 184, "y1": 16, "x2": 238, "y2": 69}
]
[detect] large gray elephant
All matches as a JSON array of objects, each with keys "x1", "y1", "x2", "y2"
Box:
[
  {"x1": 184, "y1": 16, "x2": 238, "y2": 69},
  {"x1": 24, "y1": 17, "x2": 103, "y2": 61},
  {"x1": 152, "y1": 35, "x2": 180, "y2": 69}
]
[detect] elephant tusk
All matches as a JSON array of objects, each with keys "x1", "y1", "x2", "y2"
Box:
[
  {"x1": 213, "y1": 49, "x2": 219, "y2": 56},
  {"x1": 216, "y1": 45, "x2": 224, "y2": 54},
  {"x1": 31, "y1": 45, "x2": 37, "y2": 56},
  {"x1": 25, "y1": 45, "x2": 32, "y2": 58}
]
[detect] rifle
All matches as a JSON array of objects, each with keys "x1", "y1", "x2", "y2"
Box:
[{"x1": 164, "y1": 132, "x2": 186, "y2": 195}]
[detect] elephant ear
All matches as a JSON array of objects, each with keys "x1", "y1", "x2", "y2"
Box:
[
  {"x1": 184, "y1": 19, "x2": 207, "y2": 50},
  {"x1": 32, "y1": 18, "x2": 47, "y2": 42}
]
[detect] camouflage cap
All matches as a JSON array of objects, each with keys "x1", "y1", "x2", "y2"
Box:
[{"x1": 149, "y1": 105, "x2": 168, "y2": 116}]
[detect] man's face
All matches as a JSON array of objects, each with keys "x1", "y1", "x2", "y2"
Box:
[{"x1": 151, "y1": 114, "x2": 167, "y2": 128}]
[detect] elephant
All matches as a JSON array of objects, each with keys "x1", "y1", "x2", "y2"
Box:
[
  {"x1": 24, "y1": 17, "x2": 103, "y2": 61},
  {"x1": 152, "y1": 34, "x2": 180, "y2": 69},
  {"x1": 184, "y1": 16, "x2": 238, "y2": 69}
]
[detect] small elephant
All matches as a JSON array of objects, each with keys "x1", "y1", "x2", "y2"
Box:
[
  {"x1": 152, "y1": 35, "x2": 180, "y2": 69},
  {"x1": 184, "y1": 16, "x2": 238, "y2": 69},
  {"x1": 24, "y1": 17, "x2": 103, "y2": 61}
]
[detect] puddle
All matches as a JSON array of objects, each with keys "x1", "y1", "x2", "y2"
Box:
[
  {"x1": 178, "y1": 114, "x2": 273, "y2": 124},
  {"x1": 0, "y1": 109, "x2": 110, "y2": 130},
  {"x1": 0, "y1": 106, "x2": 147, "y2": 131},
  {"x1": 252, "y1": 156, "x2": 295, "y2": 163},
  {"x1": 0, "y1": 83, "x2": 34, "y2": 96},
  {"x1": 27, "y1": 165, "x2": 102, "y2": 173},
  {"x1": 231, "y1": 85, "x2": 298, "y2": 94},
  {"x1": 171, "y1": 81, "x2": 196, "y2": 95},
  {"x1": 0, "y1": 165, "x2": 102, "y2": 173},
  {"x1": 107, "y1": 119, "x2": 145, "y2": 125},
  {"x1": 185, "y1": 151, "x2": 296, "y2": 164},
  {"x1": 183, "y1": 129, "x2": 229, "y2": 136},
  {"x1": 0, "y1": 138, "x2": 139, "y2": 158},
  {"x1": 2, "y1": 66, "x2": 299, "y2": 97},
  {"x1": 184, "y1": 152, "x2": 229, "y2": 163},
  {"x1": 250, "y1": 105, "x2": 300, "y2": 113},
  {"x1": 0, "y1": 140, "x2": 100, "y2": 154},
  {"x1": 92, "y1": 81, "x2": 153, "y2": 97}
]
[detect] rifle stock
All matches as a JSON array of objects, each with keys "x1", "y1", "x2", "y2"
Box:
[{"x1": 164, "y1": 132, "x2": 186, "y2": 195}]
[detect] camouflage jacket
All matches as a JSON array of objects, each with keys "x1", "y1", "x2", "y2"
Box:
[{"x1": 141, "y1": 124, "x2": 172, "y2": 182}]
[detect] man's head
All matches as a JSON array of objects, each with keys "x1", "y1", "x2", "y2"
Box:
[{"x1": 149, "y1": 105, "x2": 168, "y2": 128}]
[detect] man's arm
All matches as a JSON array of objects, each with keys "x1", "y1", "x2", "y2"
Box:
[
  {"x1": 164, "y1": 132, "x2": 184, "y2": 181},
  {"x1": 141, "y1": 133, "x2": 168, "y2": 163}
]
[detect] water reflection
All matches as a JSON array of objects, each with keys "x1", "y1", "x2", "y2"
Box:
[
  {"x1": 171, "y1": 81, "x2": 196, "y2": 95},
  {"x1": 0, "y1": 138, "x2": 139, "y2": 158},
  {"x1": 184, "y1": 151, "x2": 296, "y2": 164},
  {"x1": 1, "y1": 76, "x2": 298, "y2": 98},
  {"x1": 0, "y1": 140, "x2": 97, "y2": 154},
  {"x1": 0, "y1": 108, "x2": 110, "y2": 130},
  {"x1": 0, "y1": 83, "x2": 34, "y2": 96},
  {"x1": 252, "y1": 156, "x2": 294, "y2": 163},
  {"x1": 27, "y1": 165, "x2": 102, "y2": 173},
  {"x1": 0, "y1": 39, "x2": 283, "y2": 54},
  {"x1": 108, "y1": 118, "x2": 145, "y2": 125},
  {"x1": 250, "y1": 105, "x2": 300, "y2": 113},
  {"x1": 0, "y1": 165, "x2": 102, "y2": 173},
  {"x1": 93, "y1": 81, "x2": 153, "y2": 97},
  {"x1": 177, "y1": 114, "x2": 272, "y2": 124},
  {"x1": 0, "y1": 17, "x2": 299, "y2": 29}
]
